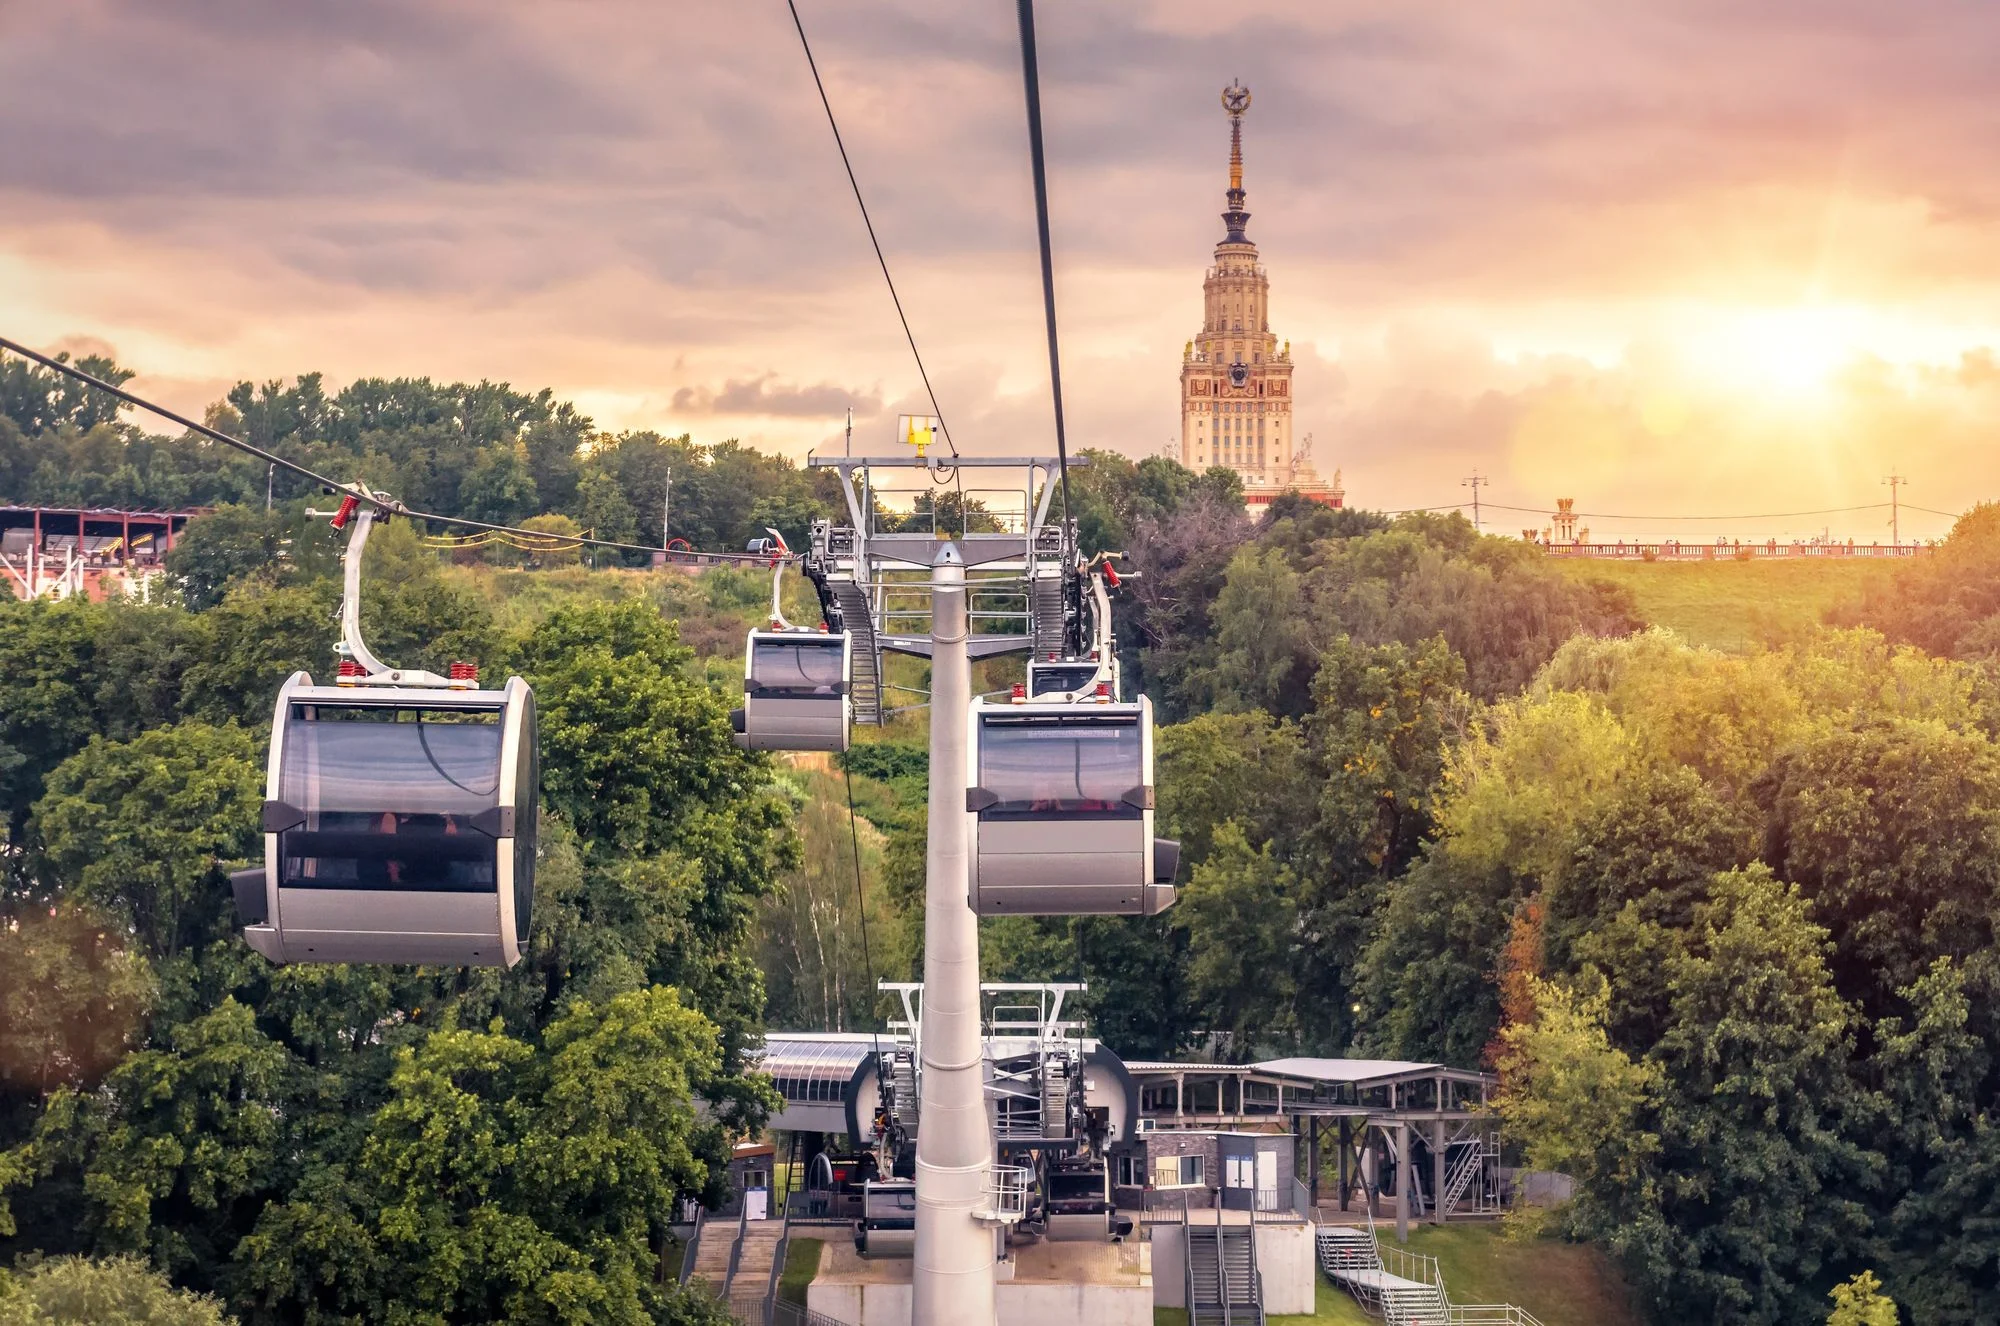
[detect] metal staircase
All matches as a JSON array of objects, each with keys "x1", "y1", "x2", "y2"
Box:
[
  {"x1": 829, "y1": 579, "x2": 882, "y2": 725},
  {"x1": 1317, "y1": 1209, "x2": 1542, "y2": 1326},
  {"x1": 1029, "y1": 573, "x2": 1068, "y2": 657},
  {"x1": 1438, "y1": 1132, "x2": 1498, "y2": 1219},
  {"x1": 1187, "y1": 1225, "x2": 1226, "y2": 1326},
  {"x1": 1220, "y1": 1225, "x2": 1265, "y2": 1326},
  {"x1": 1185, "y1": 1220, "x2": 1264, "y2": 1326}
]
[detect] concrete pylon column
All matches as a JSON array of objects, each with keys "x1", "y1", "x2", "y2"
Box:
[
  {"x1": 1395, "y1": 1122, "x2": 1410, "y2": 1243},
  {"x1": 1433, "y1": 1118, "x2": 1447, "y2": 1227},
  {"x1": 911, "y1": 544, "x2": 995, "y2": 1326}
]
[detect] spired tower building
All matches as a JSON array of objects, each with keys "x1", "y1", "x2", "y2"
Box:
[{"x1": 1179, "y1": 82, "x2": 1343, "y2": 511}]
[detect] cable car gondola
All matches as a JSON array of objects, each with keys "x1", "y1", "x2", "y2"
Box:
[
  {"x1": 965, "y1": 693, "x2": 1178, "y2": 916},
  {"x1": 1025, "y1": 653, "x2": 1116, "y2": 700},
  {"x1": 237, "y1": 671, "x2": 537, "y2": 967},
  {"x1": 732, "y1": 628, "x2": 853, "y2": 752},
  {"x1": 232, "y1": 499, "x2": 539, "y2": 967}
]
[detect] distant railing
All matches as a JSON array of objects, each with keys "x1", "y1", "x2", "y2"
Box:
[
  {"x1": 767, "y1": 1300, "x2": 855, "y2": 1326},
  {"x1": 1538, "y1": 540, "x2": 1932, "y2": 560},
  {"x1": 1447, "y1": 1307, "x2": 1547, "y2": 1326},
  {"x1": 782, "y1": 1189, "x2": 853, "y2": 1229}
]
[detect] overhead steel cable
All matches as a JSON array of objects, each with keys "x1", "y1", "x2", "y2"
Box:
[
  {"x1": 783, "y1": 0, "x2": 958, "y2": 463},
  {"x1": 0, "y1": 336, "x2": 777, "y2": 563},
  {"x1": 1014, "y1": 0, "x2": 1072, "y2": 527},
  {"x1": 842, "y1": 765, "x2": 883, "y2": 1049},
  {"x1": 1483, "y1": 500, "x2": 1899, "y2": 522},
  {"x1": 2, "y1": 335, "x2": 355, "y2": 497}
]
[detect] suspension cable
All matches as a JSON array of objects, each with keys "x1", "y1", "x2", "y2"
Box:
[
  {"x1": 783, "y1": 0, "x2": 957, "y2": 463},
  {"x1": 1015, "y1": 0, "x2": 1072, "y2": 530},
  {"x1": 0, "y1": 336, "x2": 778, "y2": 563},
  {"x1": 841, "y1": 764, "x2": 884, "y2": 1063}
]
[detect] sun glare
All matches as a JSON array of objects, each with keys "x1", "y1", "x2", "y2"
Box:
[{"x1": 1687, "y1": 305, "x2": 1872, "y2": 400}]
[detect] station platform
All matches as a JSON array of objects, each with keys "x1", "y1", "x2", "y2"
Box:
[{"x1": 806, "y1": 1231, "x2": 1152, "y2": 1326}]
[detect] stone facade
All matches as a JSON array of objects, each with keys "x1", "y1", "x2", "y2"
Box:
[
  {"x1": 1177, "y1": 82, "x2": 1342, "y2": 511},
  {"x1": 1108, "y1": 1129, "x2": 1294, "y2": 1213}
]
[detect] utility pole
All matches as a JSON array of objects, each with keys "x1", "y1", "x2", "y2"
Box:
[
  {"x1": 845, "y1": 406, "x2": 854, "y2": 458},
  {"x1": 1884, "y1": 474, "x2": 1905, "y2": 547},
  {"x1": 266, "y1": 462, "x2": 275, "y2": 513},
  {"x1": 1462, "y1": 471, "x2": 1488, "y2": 532},
  {"x1": 912, "y1": 541, "x2": 995, "y2": 1326}
]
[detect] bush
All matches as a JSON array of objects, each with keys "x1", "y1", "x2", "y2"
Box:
[{"x1": 0, "y1": 1255, "x2": 232, "y2": 1325}]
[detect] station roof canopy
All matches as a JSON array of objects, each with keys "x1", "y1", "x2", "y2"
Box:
[
  {"x1": 755, "y1": 1032, "x2": 876, "y2": 1086},
  {"x1": 1253, "y1": 1058, "x2": 1453, "y2": 1083}
]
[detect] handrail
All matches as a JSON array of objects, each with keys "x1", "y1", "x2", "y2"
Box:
[
  {"x1": 763, "y1": 1190, "x2": 794, "y2": 1326},
  {"x1": 1216, "y1": 1206, "x2": 1231, "y2": 1326},
  {"x1": 678, "y1": 1205, "x2": 704, "y2": 1288},
  {"x1": 723, "y1": 1200, "x2": 749, "y2": 1300},
  {"x1": 1178, "y1": 1186, "x2": 1201, "y2": 1324}
]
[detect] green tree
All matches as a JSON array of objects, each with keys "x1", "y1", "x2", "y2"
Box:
[
  {"x1": 9, "y1": 1000, "x2": 290, "y2": 1278},
  {"x1": 459, "y1": 442, "x2": 541, "y2": 526},
  {"x1": 1644, "y1": 866, "x2": 1873, "y2": 1323},
  {"x1": 179, "y1": 582, "x2": 338, "y2": 722},
  {"x1": 0, "y1": 1254, "x2": 233, "y2": 1326},
  {"x1": 236, "y1": 989, "x2": 744, "y2": 1326},
  {"x1": 162, "y1": 505, "x2": 287, "y2": 611},
  {"x1": 511, "y1": 600, "x2": 754, "y2": 857},
  {"x1": 0, "y1": 905, "x2": 155, "y2": 1101},
  {"x1": 1827, "y1": 1271, "x2": 1899, "y2": 1326},
  {"x1": 1756, "y1": 720, "x2": 2000, "y2": 1022},
  {"x1": 1493, "y1": 976, "x2": 1661, "y2": 1237},
  {"x1": 1173, "y1": 825, "x2": 1301, "y2": 1056},
  {"x1": 0, "y1": 600, "x2": 105, "y2": 844},
  {"x1": 32, "y1": 723, "x2": 262, "y2": 962}
]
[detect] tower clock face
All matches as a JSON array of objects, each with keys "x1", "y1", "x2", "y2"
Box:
[{"x1": 1229, "y1": 362, "x2": 1249, "y2": 388}]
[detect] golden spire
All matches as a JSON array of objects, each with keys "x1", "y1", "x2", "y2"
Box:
[{"x1": 1220, "y1": 80, "x2": 1253, "y2": 243}]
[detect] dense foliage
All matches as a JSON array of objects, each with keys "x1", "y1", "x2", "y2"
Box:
[
  {"x1": 1, "y1": 353, "x2": 846, "y2": 557},
  {"x1": 0, "y1": 518, "x2": 785, "y2": 1322},
  {"x1": 12, "y1": 353, "x2": 2000, "y2": 1323}
]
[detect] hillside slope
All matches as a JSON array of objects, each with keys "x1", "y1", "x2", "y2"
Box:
[{"x1": 1554, "y1": 557, "x2": 1897, "y2": 652}]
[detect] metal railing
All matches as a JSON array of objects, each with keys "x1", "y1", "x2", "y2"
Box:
[
  {"x1": 976, "y1": 1164, "x2": 1032, "y2": 1223},
  {"x1": 1447, "y1": 1307, "x2": 1546, "y2": 1326},
  {"x1": 722, "y1": 1201, "x2": 749, "y2": 1300},
  {"x1": 678, "y1": 1205, "x2": 704, "y2": 1288},
  {"x1": 762, "y1": 1196, "x2": 792, "y2": 1326},
  {"x1": 767, "y1": 1300, "x2": 855, "y2": 1326},
  {"x1": 1250, "y1": 1176, "x2": 1315, "y2": 1224}
]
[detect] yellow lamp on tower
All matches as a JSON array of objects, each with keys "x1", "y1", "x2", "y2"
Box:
[{"x1": 896, "y1": 414, "x2": 939, "y2": 459}]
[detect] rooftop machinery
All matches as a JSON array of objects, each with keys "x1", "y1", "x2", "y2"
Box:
[{"x1": 856, "y1": 982, "x2": 1133, "y2": 1254}]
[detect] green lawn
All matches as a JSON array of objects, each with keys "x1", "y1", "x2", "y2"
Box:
[
  {"x1": 1401, "y1": 1224, "x2": 1640, "y2": 1326},
  {"x1": 1156, "y1": 1224, "x2": 1638, "y2": 1326},
  {"x1": 1157, "y1": 1280, "x2": 1372, "y2": 1326},
  {"x1": 777, "y1": 1237, "x2": 824, "y2": 1307},
  {"x1": 1556, "y1": 557, "x2": 1897, "y2": 653}
]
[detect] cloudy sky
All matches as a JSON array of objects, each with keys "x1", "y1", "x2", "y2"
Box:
[{"x1": 6, "y1": 0, "x2": 2000, "y2": 540}]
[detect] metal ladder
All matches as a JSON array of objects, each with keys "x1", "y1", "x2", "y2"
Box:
[
  {"x1": 1029, "y1": 573, "x2": 1068, "y2": 657},
  {"x1": 830, "y1": 579, "x2": 883, "y2": 724}
]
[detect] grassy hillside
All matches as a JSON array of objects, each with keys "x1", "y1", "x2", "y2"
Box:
[
  {"x1": 1554, "y1": 556, "x2": 1897, "y2": 653},
  {"x1": 1400, "y1": 1225, "x2": 1640, "y2": 1326},
  {"x1": 1156, "y1": 1224, "x2": 1640, "y2": 1326}
]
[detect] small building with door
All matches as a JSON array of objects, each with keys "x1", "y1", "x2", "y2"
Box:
[
  {"x1": 718, "y1": 1141, "x2": 776, "y2": 1220},
  {"x1": 1108, "y1": 1129, "x2": 1294, "y2": 1213}
]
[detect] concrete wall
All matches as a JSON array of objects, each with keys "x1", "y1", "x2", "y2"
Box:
[
  {"x1": 1252, "y1": 1223, "x2": 1316, "y2": 1315},
  {"x1": 808, "y1": 1281, "x2": 1153, "y2": 1326},
  {"x1": 1148, "y1": 1222, "x2": 1317, "y2": 1316}
]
